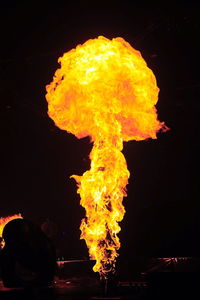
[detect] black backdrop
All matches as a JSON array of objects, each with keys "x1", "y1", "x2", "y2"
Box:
[{"x1": 0, "y1": 1, "x2": 199, "y2": 265}]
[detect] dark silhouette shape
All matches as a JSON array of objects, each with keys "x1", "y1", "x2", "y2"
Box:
[
  {"x1": 40, "y1": 218, "x2": 62, "y2": 258},
  {"x1": 41, "y1": 218, "x2": 58, "y2": 240},
  {"x1": 0, "y1": 218, "x2": 57, "y2": 288}
]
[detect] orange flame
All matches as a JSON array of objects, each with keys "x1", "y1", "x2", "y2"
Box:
[
  {"x1": 46, "y1": 36, "x2": 167, "y2": 278},
  {"x1": 0, "y1": 214, "x2": 22, "y2": 240}
]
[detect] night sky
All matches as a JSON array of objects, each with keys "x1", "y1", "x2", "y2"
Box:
[{"x1": 0, "y1": 1, "x2": 200, "y2": 269}]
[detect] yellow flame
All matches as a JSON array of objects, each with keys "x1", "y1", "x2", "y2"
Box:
[
  {"x1": 46, "y1": 36, "x2": 166, "y2": 278},
  {"x1": 0, "y1": 214, "x2": 23, "y2": 243}
]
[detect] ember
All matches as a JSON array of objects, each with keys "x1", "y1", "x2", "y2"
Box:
[{"x1": 46, "y1": 36, "x2": 167, "y2": 279}]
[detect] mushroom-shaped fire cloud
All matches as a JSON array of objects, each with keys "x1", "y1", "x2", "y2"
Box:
[{"x1": 46, "y1": 36, "x2": 167, "y2": 279}]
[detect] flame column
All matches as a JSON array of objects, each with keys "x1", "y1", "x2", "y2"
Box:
[
  {"x1": 72, "y1": 117, "x2": 129, "y2": 278},
  {"x1": 46, "y1": 36, "x2": 167, "y2": 279}
]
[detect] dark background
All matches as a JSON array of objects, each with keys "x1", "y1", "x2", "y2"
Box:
[{"x1": 0, "y1": 0, "x2": 199, "y2": 270}]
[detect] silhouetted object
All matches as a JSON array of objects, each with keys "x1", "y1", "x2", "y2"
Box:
[
  {"x1": 41, "y1": 218, "x2": 58, "y2": 240},
  {"x1": 145, "y1": 257, "x2": 200, "y2": 299},
  {"x1": 0, "y1": 218, "x2": 57, "y2": 288},
  {"x1": 41, "y1": 218, "x2": 62, "y2": 258}
]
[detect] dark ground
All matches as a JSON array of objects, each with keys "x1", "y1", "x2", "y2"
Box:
[{"x1": 1, "y1": 257, "x2": 200, "y2": 299}]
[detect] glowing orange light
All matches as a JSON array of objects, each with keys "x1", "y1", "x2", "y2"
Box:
[
  {"x1": 46, "y1": 36, "x2": 167, "y2": 278},
  {"x1": 0, "y1": 214, "x2": 23, "y2": 246}
]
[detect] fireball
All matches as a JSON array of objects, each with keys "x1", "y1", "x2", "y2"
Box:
[{"x1": 46, "y1": 36, "x2": 167, "y2": 278}]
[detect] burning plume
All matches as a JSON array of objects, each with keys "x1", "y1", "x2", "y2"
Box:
[
  {"x1": 46, "y1": 36, "x2": 167, "y2": 278},
  {"x1": 0, "y1": 214, "x2": 22, "y2": 247}
]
